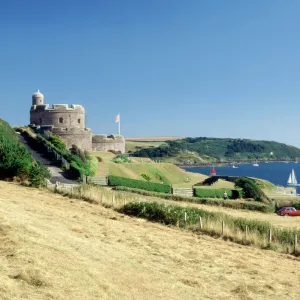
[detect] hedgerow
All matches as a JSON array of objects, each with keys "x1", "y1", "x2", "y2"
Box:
[
  {"x1": 194, "y1": 188, "x2": 243, "y2": 199},
  {"x1": 113, "y1": 186, "x2": 274, "y2": 213},
  {"x1": 108, "y1": 175, "x2": 171, "y2": 193}
]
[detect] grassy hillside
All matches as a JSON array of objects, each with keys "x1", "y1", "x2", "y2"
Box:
[
  {"x1": 91, "y1": 151, "x2": 207, "y2": 187},
  {"x1": 132, "y1": 137, "x2": 300, "y2": 164},
  {"x1": 1, "y1": 181, "x2": 300, "y2": 299}
]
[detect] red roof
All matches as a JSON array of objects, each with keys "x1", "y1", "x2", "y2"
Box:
[{"x1": 210, "y1": 167, "x2": 216, "y2": 174}]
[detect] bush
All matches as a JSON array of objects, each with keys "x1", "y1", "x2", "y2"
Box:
[
  {"x1": 29, "y1": 161, "x2": 51, "y2": 187},
  {"x1": 194, "y1": 188, "x2": 243, "y2": 199},
  {"x1": 0, "y1": 120, "x2": 50, "y2": 185},
  {"x1": 235, "y1": 177, "x2": 267, "y2": 202},
  {"x1": 141, "y1": 173, "x2": 151, "y2": 181},
  {"x1": 48, "y1": 135, "x2": 67, "y2": 152},
  {"x1": 112, "y1": 154, "x2": 131, "y2": 163},
  {"x1": 108, "y1": 175, "x2": 171, "y2": 193},
  {"x1": 113, "y1": 186, "x2": 274, "y2": 213}
]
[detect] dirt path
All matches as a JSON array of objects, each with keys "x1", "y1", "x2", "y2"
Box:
[{"x1": 0, "y1": 181, "x2": 299, "y2": 299}]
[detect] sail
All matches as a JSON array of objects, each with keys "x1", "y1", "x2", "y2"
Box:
[
  {"x1": 292, "y1": 169, "x2": 298, "y2": 184},
  {"x1": 288, "y1": 173, "x2": 292, "y2": 184}
]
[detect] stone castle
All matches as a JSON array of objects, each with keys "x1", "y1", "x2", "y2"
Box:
[{"x1": 29, "y1": 90, "x2": 125, "y2": 153}]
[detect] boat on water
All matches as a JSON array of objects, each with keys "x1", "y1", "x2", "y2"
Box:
[
  {"x1": 287, "y1": 169, "x2": 300, "y2": 186},
  {"x1": 232, "y1": 165, "x2": 238, "y2": 168},
  {"x1": 253, "y1": 163, "x2": 259, "y2": 167}
]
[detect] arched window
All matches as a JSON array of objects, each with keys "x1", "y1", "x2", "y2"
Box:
[
  {"x1": 59, "y1": 117, "x2": 64, "y2": 124},
  {"x1": 78, "y1": 118, "x2": 81, "y2": 124}
]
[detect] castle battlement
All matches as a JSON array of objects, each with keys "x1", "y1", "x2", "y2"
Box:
[
  {"x1": 92, "y1": 134, "x2": 125, "y2": 143},
  {"x1": 31, "y1": 104, "x2": 85, "y2": 112},
  {"x1": 29, "y1": 89, "x2": 125, "y2": 153}
]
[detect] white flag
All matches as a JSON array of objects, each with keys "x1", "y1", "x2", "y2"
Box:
[{"x1": 115, "y1": 114, "x2": 120, "y2": 123}]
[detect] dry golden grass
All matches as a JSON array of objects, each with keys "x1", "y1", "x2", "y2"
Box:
[{"x1": 1, "y1": 181, "x2": 300, "y2": 299}]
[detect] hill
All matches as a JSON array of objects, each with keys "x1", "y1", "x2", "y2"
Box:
[
  {"x1": 131, "y1": 137, "x2": 300, "y2": 164},
  {"x1": 91, "y1": 151, "x2": 209, "y2": 188},
  {"x1": 1, "y1": 181, "x2": 300, "y2": 299}
]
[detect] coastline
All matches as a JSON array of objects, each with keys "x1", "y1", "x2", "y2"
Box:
[{"x1": 177, "y1": 159, "x2": 298, "y2": 168}]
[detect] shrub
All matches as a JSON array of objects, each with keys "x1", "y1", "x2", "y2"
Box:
[
  {"x1": 0, "y1": 120, "x2": 50, "y2": 185},
  {"x1": 29, "y1": 161, "x2": 51, "y2": 187},
  {"x1": 112, "y1": 154, "x2": 131, "y2": 163},
  {"x1": 235, "y1": 177, "x2": 267, "y2": 202},
  {"x1": 108, "y1": 175, "x2": 171, "y2": 193},
  {"x1": 141, "y1": 173, "x2": 151, "y2": 181},
  {"x1": 113, "y1": 186, "x2": 274, "y2": 213},
  {"x1": 194, "y1": 188, "x2": 243, "y2": 199},
  {"x1": 48, "y1": 135, "x2": 67, "y2": 152},
  {"x1": 87, "y1": 155, "x2": 98, "y2": 176}
]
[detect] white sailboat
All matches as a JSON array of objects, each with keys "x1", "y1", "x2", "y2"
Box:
[
  {"x1": 287, "y1": 169, "x2": 300, "y2": 186},
  {"x1": 253, "y1": 162, "x2": 259, "y2": 167}
]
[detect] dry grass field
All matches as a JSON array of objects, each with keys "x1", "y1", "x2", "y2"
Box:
[{"x1": 0, "y1": 181, "x2": 300, "y2": 300}]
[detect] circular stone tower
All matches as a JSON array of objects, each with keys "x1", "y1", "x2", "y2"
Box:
[{"x1": 32, "y1": 90, "x2": 44, "y2": 106}]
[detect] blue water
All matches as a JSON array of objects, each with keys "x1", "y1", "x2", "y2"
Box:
[{"x1": 184, "y1": 162, "x2": 300, "y2": 192}]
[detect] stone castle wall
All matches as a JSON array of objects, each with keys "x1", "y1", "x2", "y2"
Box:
[
  {"x1": 92, "y1": 134, "x2": 125, "y2": 153},
  {"x1": 29, "y1": 94, "x2": 125, "y2": 153},
  {"x1": 30, "y1": 104, "x2": 85, "y2": 129}
]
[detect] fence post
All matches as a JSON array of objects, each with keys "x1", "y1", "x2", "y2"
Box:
[
  {"x1": 268, "y1": 229, "x2": 272, "y2": 243},
  {"x1": 222, "y1": 221, "x2": 225, "y2": 236},
  {"x1": 245, "y1": 225, "x2": 248, "y2": 240},
  {"x1": 112, "y1": 194, "x2": 115, "y2": 207},
  {"x1": 184, "y1": 212, "x2": 187, "y2": 226},
  {"x1": 294, "y1": 234, "x2": 298, "y2": 253},
  {"x1": 199, "y1": 217, "x2": 203, "y2": 229}
]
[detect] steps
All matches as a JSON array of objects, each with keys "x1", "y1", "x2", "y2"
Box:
[
  {"x1": 172, "y1": 188, "x2": 194, "y2": 197},
  {"x1": 87, "y1": 176, "x2": 108, "y2": 186}
]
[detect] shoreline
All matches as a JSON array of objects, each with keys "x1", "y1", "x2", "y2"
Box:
[{"x1": 177, "y1": 160, "x2": 298, "y2": 168}]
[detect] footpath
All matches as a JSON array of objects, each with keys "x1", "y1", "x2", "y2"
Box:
[{"x1": 18, "y1": 134, "x2": 76, "y2": 184}]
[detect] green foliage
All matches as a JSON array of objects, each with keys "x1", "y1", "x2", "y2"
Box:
[
  {"x1": 48, "y1": 135, "x2": 67, "y2": 152},
  {"x1": 87, "y1": 155, "x2": 98, "y2": 176},
  {"x1": 194, "y1": 188, "x2": 243, "y2": 199},
  {"x1": 114, "y1": 186, "x2": 274, "y2": 213},
  {"x1": 0, "y1": 120, "x2": 49, "y2": 185},
  {"x1": 112, "y1": 154, "x2": 131, "y2": 163},
  {"x1": 120, "y1": 202, "x2": 299, "y2": 247},
  {"x1": 28, "y1": 161, "x2": 51, "y2": 187},
  {"x1": 133, "y1": 137, "x2": 300, "y2": 161},
  {"x1": 19, "y1": 130, "x2": 95, "y2": 179},
  {"x1": 108, "y1": 175, "x2": 171, "y2": 193},
  {"x1": 235, "y1": 177, "x2": 267, "y2": 202},
  {"x1": 140, "y1": 173, "x2": 151, "y2": 181}
]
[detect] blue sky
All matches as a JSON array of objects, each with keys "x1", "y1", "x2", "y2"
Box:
[{"x1": 0, "y1": 1, "x2": 299, "y2": 145}]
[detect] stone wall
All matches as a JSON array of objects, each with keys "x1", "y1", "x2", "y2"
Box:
[
  {"x1": 30, "y1": 104, "x2": 85, "y2": 129},
  {"x1": 52, "y1": 127, "x2": 92, "y2": 151},
  {"x1": 92, "y1": 134, "x2": 125, "y2": 153}
]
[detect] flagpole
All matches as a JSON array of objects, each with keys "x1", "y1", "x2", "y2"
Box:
[{"x1": 118, "y1": 113, "x2": 121, "y2": 135}]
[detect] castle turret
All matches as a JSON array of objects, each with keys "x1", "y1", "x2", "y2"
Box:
[{"x1": 32, "y1": 89, "x2": 44, "y2": 106}]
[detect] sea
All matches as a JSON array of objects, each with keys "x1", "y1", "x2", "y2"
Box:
[{"x1": 184, "y1": 162, "x2": 300, "y2": 193}]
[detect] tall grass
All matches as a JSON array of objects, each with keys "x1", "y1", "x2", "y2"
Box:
[{"x1": 49, "y1": 184, "x2": 300, "y2": 256}]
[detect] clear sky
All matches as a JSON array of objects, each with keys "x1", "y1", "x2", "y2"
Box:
[{"x1": 0, "y1": 1, "x2": 299, "y2": 145}]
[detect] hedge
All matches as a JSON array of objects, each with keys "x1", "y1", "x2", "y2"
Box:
[
  {"x1": 113, "y1": 186, "x2": 274, "y2": 213},
  {"x1": 119, "y1": 202, "x2": 299, "y2": 250},
  {"x1": 194, "y1": 188, "x2": 243, "y2": 199},
  {"x1": 108, "y1": 175, "x2": 171, "y2": 193}
]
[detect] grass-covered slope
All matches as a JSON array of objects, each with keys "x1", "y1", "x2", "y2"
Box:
[{"x1": 132, "y1": 137, "x2": 300, "y2": 163}]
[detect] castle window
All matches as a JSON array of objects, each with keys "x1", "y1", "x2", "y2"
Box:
[
  {"x1": 59, "y1": 117, "x2": 64, "y2": 124},
  {"x1": 39, "y1": 118, "x2": 42, "y2": 124},
  {"x1": 78, "y1": 118, "x2": 81, "y2": 124}
]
